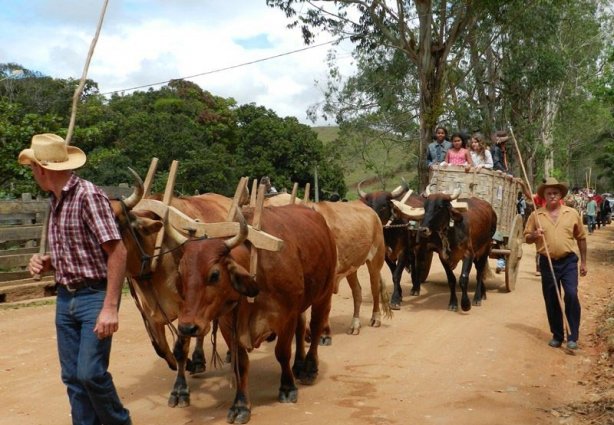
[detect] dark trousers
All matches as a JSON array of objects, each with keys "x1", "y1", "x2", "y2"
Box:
[{"x1": 539, "y1": 253, "x2": 581, "y2": 342}]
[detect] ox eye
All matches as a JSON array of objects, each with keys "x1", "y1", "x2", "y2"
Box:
[{"x1": 208, "y1": 269, "x2": 220, "y2": 284}]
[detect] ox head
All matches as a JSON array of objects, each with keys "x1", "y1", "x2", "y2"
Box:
[
  {"x1": 111, "y1": 169, "x2": 166, "y2": 278},
  {"x1": 172, "y1": 209, "x2": 257, "y2": 337},
  {"x1": 357, "y1": 179, "x2": 409, "y2": 223}
]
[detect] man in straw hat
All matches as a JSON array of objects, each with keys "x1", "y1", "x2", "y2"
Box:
[
  {"x1": 524, "y1": 177, "x2": 587, "y2": 351},
  {"x1": 19, "y1": 133, "x2": 132, "y2": 425}
]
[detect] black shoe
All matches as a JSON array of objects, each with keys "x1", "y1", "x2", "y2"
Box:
[
  {"x1": 566, "y1": 341, "x2": 578, "y2": 350},
  {"x1": 548, "y1": 338, "x2": 562, "y2": 348}
]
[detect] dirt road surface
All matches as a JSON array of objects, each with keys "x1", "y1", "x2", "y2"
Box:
[{"x1": 1, "y1": 226, "x2": 612, "y2": 425}]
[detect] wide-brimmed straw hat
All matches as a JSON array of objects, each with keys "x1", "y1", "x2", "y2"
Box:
[
  {"x1": 537, "y1": 177, "x2": 569, "y2": 199},
  {"x1": 18, "y1": 133, "x2": 86, "y2": 170}
]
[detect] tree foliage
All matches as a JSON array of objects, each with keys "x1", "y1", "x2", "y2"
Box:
[{"x1": 0, "y1": 65, "x2": 346, "y2": 199}]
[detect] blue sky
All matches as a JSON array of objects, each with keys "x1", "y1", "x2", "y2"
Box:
[{"x1": 0, "y1": 0, "x2": 354, "y2": 125}]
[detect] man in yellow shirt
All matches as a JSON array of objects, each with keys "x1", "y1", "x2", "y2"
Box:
[{"x1": 524, "y1": 178, "x2": 587, "y2": 350}]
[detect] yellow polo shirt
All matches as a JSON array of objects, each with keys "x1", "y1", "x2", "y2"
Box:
[{"x1": 524, "y1": 205, "x2": 586, "y2": 259}]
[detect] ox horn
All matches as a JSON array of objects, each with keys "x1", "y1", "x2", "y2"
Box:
[
  {"x1": 390, "y1": 177, "x2": 408, "y2": 198},
  {"x1": 224, "y1": 207, "x2": 249, "y2": 250},
  {"x1": 123, "y1": 167, "x2": 144, "y2": 210},
  {"x1": 356, "y1": 179, "x2": 368, "y2": 199},
  {"x1": 165, "y1": 222, "x2": 188, "y2": 245},
  {"x1": 450, "y1": 187, "x2": 461, "y2": 200},
  {"x1": 391, "y1": 200, "x2": 425, "y2": 219}
]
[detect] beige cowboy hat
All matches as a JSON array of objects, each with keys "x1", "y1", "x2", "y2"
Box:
[
  {"x1": 537, "y1": 177, "x2": 569, "y2": 199},
  {"x1": 18, "y1": 133, "x2": 86, "y2": 170}
]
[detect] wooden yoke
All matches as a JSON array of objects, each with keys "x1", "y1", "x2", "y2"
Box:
[
  {"x1": 142, "y1": 157, "x2": 159, "y2": 198},
  {"x1": 290, "y1": 183, "x2": 298, "y2": 204},
  {"x1": 303, "y1": 182, "x2": 311, "y2": 203},
  {"x1": 250, "y1": 179, "x2": 258, "y2": 207},
  {"x1": 150, "y1": 160, "x2": 178, "y2": 272},
  {"x1": 226, "y1": 177, "x2": 249, "y2": 221},
  {"x1": 247, "y1": 184, "x2": 267, "y2": 302}
]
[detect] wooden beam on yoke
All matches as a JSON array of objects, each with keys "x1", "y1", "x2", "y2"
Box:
[
  {"x1": 303, "y1": 182, "x2": 311, "y2": 203},
  {"x1": 250, "y1": 178, "x2": 258, "y2": 207},
  {"x1": 290, "y1": 182, "x2": 298, "y2": 204},
  {"x1": 142, "y1": 157, "x2": 159, "y2": 198},
  {"x1": 227, "y1": 177, "x2": 249, "y2": 221},
  {"x1": 247, "y1": 184, "x2": 266, "y2": 302},
  {"x1": 150, "y1": 160, "x2": 178, "y2": 271}
]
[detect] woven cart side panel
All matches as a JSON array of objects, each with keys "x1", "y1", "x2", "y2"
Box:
[{"x1": 428, "y1": 166, "x2": 524, "y2": 238}]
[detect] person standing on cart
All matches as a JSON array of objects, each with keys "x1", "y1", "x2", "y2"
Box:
[
  {"x1": 524, "y1": 178, "x2": 587, "y2": 350},
  {"x1": 426, "y1": 126, "x2": 452, "y2": 169}
]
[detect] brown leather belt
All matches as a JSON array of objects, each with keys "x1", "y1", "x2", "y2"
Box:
[{"x1": 63, "y1": 279, "x2": 107, "y2": 293}]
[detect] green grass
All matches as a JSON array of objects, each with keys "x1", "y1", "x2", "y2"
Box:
[{"x1": 313, "y1": 125, "x2": 417, "y2": 199}]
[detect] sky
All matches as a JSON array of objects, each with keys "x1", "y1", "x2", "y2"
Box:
[{"x1": 0, "y1": 0, "x2": 355, "y2": 126}]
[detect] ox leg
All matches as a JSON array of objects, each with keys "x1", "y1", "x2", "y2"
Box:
[
  {"x1": 387, "y1": 256, "x2": 403, "y2": 310},
  {"x1": 459, "y1": 258, "x2": 473, "y2": 312},
  {"x1": 472, "y1": 255, "x2": 489, "y2": 306},
  {"x1": 227, "y1": 346, "x2": 252, "y2": 424},
  {"x1": 275, "y1": 321, "x2": 299, "y2": 403},
  {"x1": 298, "y1": 297, "x2": 331, "y2": 385},
  {"x1": 292, "y1": 313, "x2": 307, "y2": 380},
  {"x1": 409, "y1": 249, "x2": 422, "y2": 296},
  {"x1": 366, "y1": 265, "x2": 386, "y2": 328},
  {"x1": 187, "y1": 335, "x2": 206, "y2": 374},
  {"x1": 345, "y1": 272, "x2": 363, "y2": 334},
  {"x1": 168, "y1": 336, "x2": 191, "y2": 408},
  {"x1": 147, "y1": 322, "x2": 178, "y2": 371},
  {"x1": 443, "y1": 260, "x2": 459, "y2": 311}
]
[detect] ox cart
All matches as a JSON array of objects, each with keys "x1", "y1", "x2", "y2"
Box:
[{"x1": 428, "y1": 165, "x2": 526, "y2": 292}]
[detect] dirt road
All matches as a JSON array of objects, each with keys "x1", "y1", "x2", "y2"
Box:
[{"x1": 1, "y1": 226, "x2": 612, "y2": 425}]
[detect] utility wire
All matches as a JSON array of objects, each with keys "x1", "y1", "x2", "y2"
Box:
[{"x1": 100, "y1": 38, "x2": 345, "y2": 96}]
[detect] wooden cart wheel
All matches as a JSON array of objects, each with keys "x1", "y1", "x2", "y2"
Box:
[
  {"x1": 505, "y1": 214, "x2": 525, "y2": 292},
  {"x1": 419, "y1": 250, "x2": 433, "y2": 283}
]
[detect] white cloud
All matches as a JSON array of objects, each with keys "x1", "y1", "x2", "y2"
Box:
[{"x1": 0, "y1": 0, "x2": 355, "y2": 126}]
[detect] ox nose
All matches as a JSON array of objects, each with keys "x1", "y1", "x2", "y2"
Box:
[
  {"x1": 418, "y1": 227, "x2": 431, "y2": 237},
  {"x1": 179, "y1": 323, "x2": 200, "y2": 337}
]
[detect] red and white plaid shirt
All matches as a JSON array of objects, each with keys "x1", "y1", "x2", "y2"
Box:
[{"x1": 48, "y1": 173, "x2": 121, "y2": 285}]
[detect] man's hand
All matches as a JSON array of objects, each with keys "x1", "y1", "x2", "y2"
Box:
[
  {"x1": 28, "y1": 254, "x2": 51, "y2": 276},
  {"x1": 94, "y1": 307, "x2": 119, "y2": 339}
]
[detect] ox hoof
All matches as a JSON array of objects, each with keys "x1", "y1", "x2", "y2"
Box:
[
  {"x1": 347, "y1": 327, "x2": 361, "y2": 335},
  {"x1": 448, "y1": 304, "x2": 458, "y2": 312},
  {"x1": 472, "y1": 299, "x2": 482, "y2": 307},
  {"x1": 168, "y1": 392, "x2": 190, "y2": 408},
  {"x1": 461, "y1": 298, "x2": 472, "y2": 312},
  {"x1": 369, "y1": 319, "x2": 381, "y2": 328},
  {"x1": 227, "y1": 406, "x2": 251, "y2": 424},
  {"x1": 278, "y1": 386, "x2": 298, "y2": 403},
  {"x1": 319, "y1": 335, "x2": 332, "y2": 346},
  {"x1": 410, "y1": 288, "x2": 420, "y2": 296},
  {"x1": 187, "y1": 359, "x2": 206, "y2": 375},
  {"x1": 390, "y1": 302, "x2": 401, "y2": 311}
]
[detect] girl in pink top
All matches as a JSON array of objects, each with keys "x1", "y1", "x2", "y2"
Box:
[{"x1": 443, "y1": 133, "x2": 473, "y2": 166}]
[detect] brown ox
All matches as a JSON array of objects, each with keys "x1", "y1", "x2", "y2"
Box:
[
  {"x1": 394, "y1": 189, "x2": 496, "y2": 311},
  {"x1": 265, "y1": 194, "x2": 391, "y2": 338},
  {"x1": 174, "y1": 204, "x2": 337, "y2": 424},
  {"x1": 111, "y1": 178, "x2": 236, "y2": 408},
  {"x1": 310, "y1": 201, "x2": 391, "y2": 339}
]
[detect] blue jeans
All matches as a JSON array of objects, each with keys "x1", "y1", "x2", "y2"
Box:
[
  {"x1": 56, "y1": 285, "x2": 130, "y2": 425},
  {"x1": 586, "y1": 214, "x2": 596, "y2": 233},
  {"x1": 539, "y1": 253, "x2": 581, "y2": 342}
]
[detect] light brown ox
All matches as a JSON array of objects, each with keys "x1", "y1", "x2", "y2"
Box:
[
  {"x1": 265, "y1": 194, "x2": 392, "y2": 339},
  {"x1": 111, "y1": 179, "x2": 238, "y2": 408},
  {"x1": 172, "y1": 204, "x2": 337, "y2": 424}
]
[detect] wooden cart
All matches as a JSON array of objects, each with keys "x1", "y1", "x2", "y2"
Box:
[{"x1": 428, "y1": 165, "x2": 526, "y2": 292}]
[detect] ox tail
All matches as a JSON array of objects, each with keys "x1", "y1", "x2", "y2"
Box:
[
  {"x1": 379, "y1": 274, "x2": 393, "y2": 319},
  {"x1": 209, "y1": 319, "x2": 225, "y2": 370}
]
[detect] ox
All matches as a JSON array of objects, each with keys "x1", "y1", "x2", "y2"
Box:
[
  {"x1": 173, "y1": 204, "x2": 337, "y2": 424},
  {"x1": 310, "y1": 200, "x2": 392, "y2": 338},
  {"x1": 357, "y1": 182, "x2": 432, "y2": 309},
  {"x1": 111, "y1": 175, "x2": 238, "y2": 408},
  {"x1": 265, "y1": 193, "x2": 391, "y2": 338},
  {"x1": 393, "y1": 189, "x2": 496, "y2": 311}
]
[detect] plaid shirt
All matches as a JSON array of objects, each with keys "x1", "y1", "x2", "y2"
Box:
[{"x1": 48, "y1": 174, "x2": 121, "y2": 285}]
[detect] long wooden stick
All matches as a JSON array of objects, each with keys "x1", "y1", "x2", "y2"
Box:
[
  {"x1": 508, "y1": 126, "x2": 570, "y2": 337},
  {"x1": 33, "y1": 0, "x2": 109, "y2": 281}
]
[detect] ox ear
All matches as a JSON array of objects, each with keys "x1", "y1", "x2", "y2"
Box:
[
  {"x1": 134, "y1": 215, "x2": 164, "y2": 235},
  {"x1": 226, "y1": 258, "x2": 259, "y2": 297}
]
